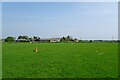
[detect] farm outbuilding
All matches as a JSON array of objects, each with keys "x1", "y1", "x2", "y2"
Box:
[{"x1": 50, "y1": 38, "x2": 60, "y2": 42}]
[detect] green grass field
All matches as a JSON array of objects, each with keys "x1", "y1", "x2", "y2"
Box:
[
  {"x1": 2, "y1": 42, "x2": 118, "y2": 78},
  {"x1": 0, "y1": 41, "x2": 2, "y2": 79}
]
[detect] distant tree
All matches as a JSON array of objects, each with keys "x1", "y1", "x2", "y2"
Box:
[
  {"x1": 29, "y1": 38, "x2": 33, "y2": 41},
  {"x1": 18, "y1": 36, "x2": 29, "y2": 39},
  {"x1": 66, "y1": 36, "x2": 73, "y2": 41},
  {"x1": 35, "y1": 37, "x2": 40, "y2": 41},
  {"x1": 100, "y1": 40, "x2": 103, "y2": 42},
  {"x1": 74, "y1": 38, "x2": 77, "y2": 40},
  {"x1": 66, "y1": 36, "x2": 70, "y2": 41},
  {"x1": 18, "y1": 36, "x2": 23, "y2": 39},
  {"x1": 22, "y1": 36, "x2": 29, "y2": 40},
  {"x1": 33, "y1": 36, "x2": 40, "y2": 41},
  {"x1": 5, "y1": 36, "x2": 14, "y2": 42},
  {"x1": 33, "y1": 36, "x2": 37, "y2": 40},
  {"x1": 79, "y1": 40, "x2": 83, "y2": 42},
  {"x1": 60, "y1": 37, "x2": 66, "y2": 42},
  {"x1": 89, "y1": 40, "x2": 92, "y2": 42},
  {"x1": 60, "y1": 36, "x2": 73, "y2": 42},
  {"x1": 17, "y1": 36, "x2": 29, "y2": 42},
  {"x1": 74, "y1": 38, "x2": 78, "y2": 42}
]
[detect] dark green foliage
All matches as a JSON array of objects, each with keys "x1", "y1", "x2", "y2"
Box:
[
  {"x1": 5, "y1": 36, "x2": 14, "y2": 42},
  {"x1": 33, "y1": 36, "x2": 40, "y2": 41},
  {"x1": 60, "y1": 36, "x2": 74, "y2": 42},
  {"x1": 18, "y1": 36, "x2": 23, "y2": 39},
  {"x1": 17, "y1": 36, "x2": 29, "y2": 42},
  {"x1": 29, "y1": 38, "x2": 33, "y2": 41},
  {"x1": 89, "y1": 40, "x2": 92, "y2": 42},
  {"x1": 18, "y1": 36, "x2": 29, "y2": 40},
  {"x1": 60, "y1": 37, "x2": 66, "y2": 42}
]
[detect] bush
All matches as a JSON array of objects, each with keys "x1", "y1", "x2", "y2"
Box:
[{"x1": 5, "y1": 36, "x2": 14, "y2": 42}]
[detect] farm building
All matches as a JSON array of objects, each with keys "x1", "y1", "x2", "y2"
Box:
[
  {"x1": 40, "y1": 39, "x2": 50, "y2": 43},
  {"x1": 17, "y1": 39, "x2": 29, "y2": 42},
  {"x1": 50, "y1": 38, "x2": 60, "y2": 42}
]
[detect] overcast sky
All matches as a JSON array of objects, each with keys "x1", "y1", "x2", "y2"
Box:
[{"x1": 2, "y1": 2, "x2": 118, "y2": 40}]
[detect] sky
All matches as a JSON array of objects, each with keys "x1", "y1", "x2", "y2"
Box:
[
  {"x1": 2, "y1": 2, "x2": 118, "y2": 40},
  {"x1": 2, "y1": 0, "x2": 119, "y2": 2},
  {"x1": 0, "y1": 2, "x2": 2, "y2": 39}
]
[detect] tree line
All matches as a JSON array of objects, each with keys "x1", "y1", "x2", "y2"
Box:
[
  {"x1": 4, "y1": 35, "x2": 119, "y2": 43},
  {"x1": 4, "y1": 35, "x2": 79, "y2": 42}
]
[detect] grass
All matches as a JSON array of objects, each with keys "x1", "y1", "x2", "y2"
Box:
[
  {"x1": 2, "y1": 42, "x2": 118, "y2": 78},
  {"x1": 0, "y1": 41, "x2": 2, "y2": 79}
]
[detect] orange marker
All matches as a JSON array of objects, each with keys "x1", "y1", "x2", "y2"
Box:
[{"x1": 34, "y1": 47, "x2": 38, "y2": 53}]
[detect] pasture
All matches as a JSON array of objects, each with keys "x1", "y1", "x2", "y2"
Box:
[
  {"x1": 2, "y1": 42, "x2": 118, "y2": 78},
  {"x1": 0, "y1": 41, "x2": 2, "y2": 79}
]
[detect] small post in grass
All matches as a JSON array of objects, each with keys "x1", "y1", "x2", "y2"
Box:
[{"x1": 34, "y1": 47, "x2": 38, "y2": 53}]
